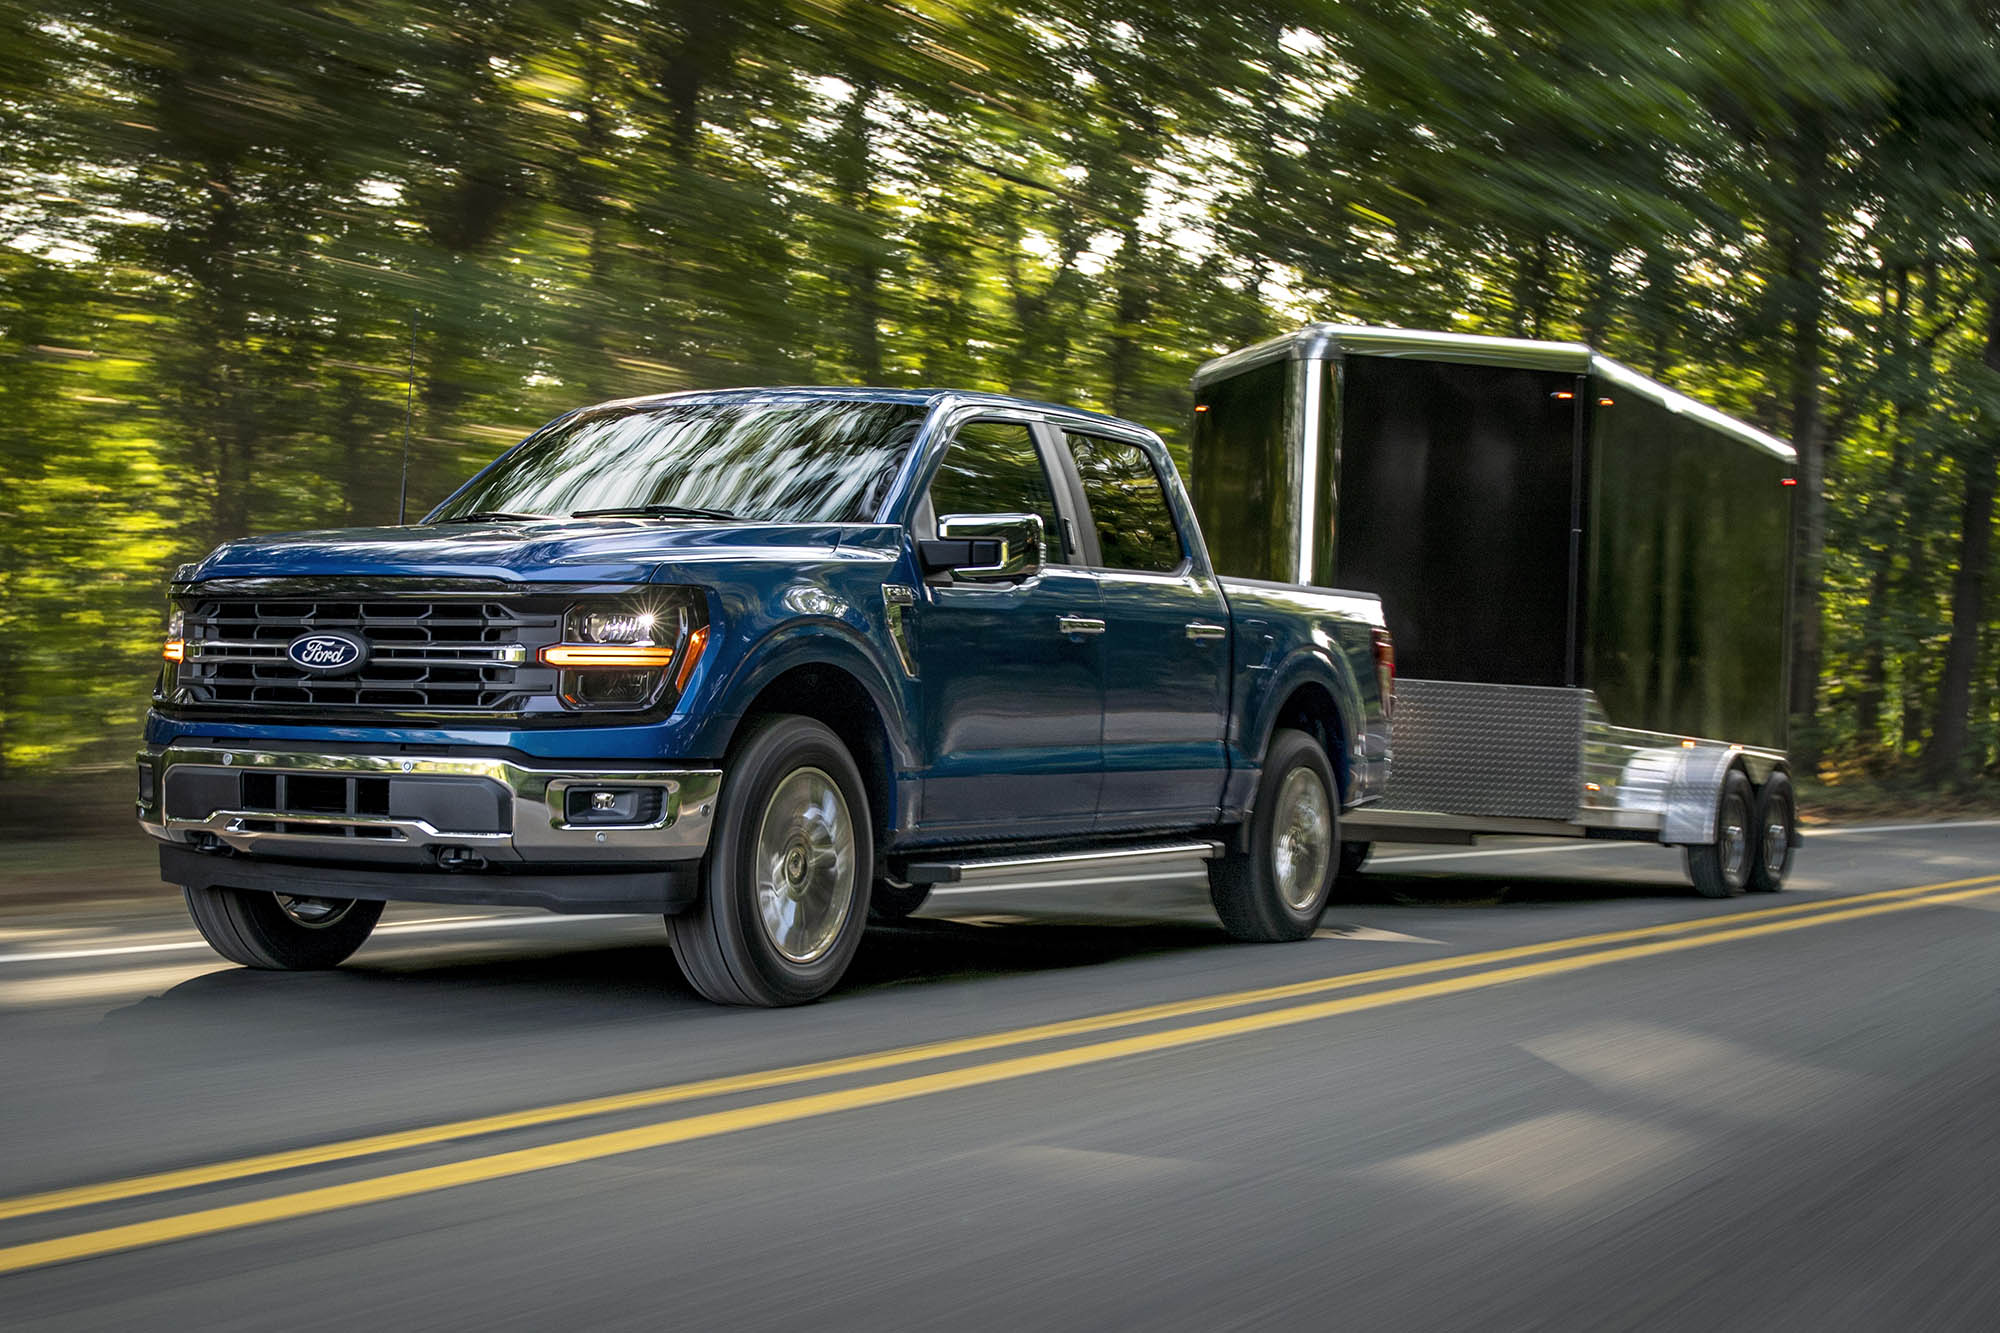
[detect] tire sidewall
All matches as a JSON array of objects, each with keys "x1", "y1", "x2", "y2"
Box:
[
  {"x1": 707, "y1": 717, "x2": 873, "y2": 1002},
  {"x1": 1749, "y1": 772, "x2": 1796, "y2": 892},
  {"x1": 1249, "y1": 729, "x2": 1339, "y2": 935}
]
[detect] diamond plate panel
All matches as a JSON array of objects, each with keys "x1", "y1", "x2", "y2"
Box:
[{"x1": 1384, "y1": 680, "x2": 1585, "y2": 819}]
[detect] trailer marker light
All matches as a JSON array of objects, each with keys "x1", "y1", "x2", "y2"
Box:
[
  {"x1": 1193, "y1": 404, "x2": 1210, "y2": 412},
  {"x1": 1781, "y1": 478, "x2": 1798, "y2": 486},
  {"x1": 1551, "y1": 390, "x2": 1574, "y2": 401},
  {"x1": 1598, "y1": 397, "x2": 1615, "y2": 406}
]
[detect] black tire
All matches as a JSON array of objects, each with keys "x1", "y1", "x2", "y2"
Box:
[
  {"x1": 868, "y1": 878, "x2": 931, "y2": 923},
  {"x1": 667, "y1": 714, "x2": 873, "y2": 1006},
  {"x1": 1339, "y1": 841, "x2": 1372, "y2": 877},
  {"x1": 182, "y1": 886, "x2": 383, "y2": 970},
  {"x1": 1686, "y1": 768, "x2": 1755, "y2": 898},
  {"x1": 1748, "y1": 771, "x2": 1796, "y2": 893},
  {"x1": 1209, "y1": 728, "x2": 1339, "y2": 941}
]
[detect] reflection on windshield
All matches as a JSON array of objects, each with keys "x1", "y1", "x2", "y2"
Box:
[{"x1": 430, "y1": 397, "x2": 927, "y2": 524}]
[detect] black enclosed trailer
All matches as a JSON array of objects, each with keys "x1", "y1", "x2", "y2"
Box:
[{"x1": 1190, "y1": 325, "x2": 1800, "y2": 895}]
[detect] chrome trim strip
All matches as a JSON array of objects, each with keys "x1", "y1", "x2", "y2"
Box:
[
  {"x1": 1056, "y1": 615, "x2": 1106, "y2": 636},
  {"x1": 186, "y1": 642, "x2": 530, "y2": 667},
  {"x1": 901, "y1": 840, "x2": 1222, "y2": 886},
  {"x1": 137, "y1": 746, "x2": 721, "y2": 866}
]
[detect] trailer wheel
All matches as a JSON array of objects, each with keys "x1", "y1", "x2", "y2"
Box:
[
  {"x1": 1748, "y1": 772, "x2": 1796, "y2": 893},
  {"x1": 667, "y1": 714, "x2": 872, "y2": 1006},
  {"x1": 1210, "y1": 728, "x2": 1337, "y2": 941},
  {"x1": 1685, "y1": 769, "x2": 1755, "y2": 898},
  {"x1": 183, "y1": 886, "x2": 383, "y2": 970},
  {"x1": 868, "y1": 877, "x2": 931, "y2": 922}
]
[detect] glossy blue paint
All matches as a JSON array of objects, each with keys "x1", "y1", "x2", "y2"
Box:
[{"x1": 148, "y1": 388, "x2": 1389, "y2": 866}]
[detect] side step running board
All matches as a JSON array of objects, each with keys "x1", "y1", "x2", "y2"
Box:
[{"x1": 898, "y1": 840, "x2": 1223, "y2": 887}]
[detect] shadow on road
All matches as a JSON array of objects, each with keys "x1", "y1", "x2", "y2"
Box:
[{"x1": 95, "y1": 867, "x2": 1708, "y2": 1029}]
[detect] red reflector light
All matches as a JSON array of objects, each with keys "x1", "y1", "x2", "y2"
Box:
[{"x1": 1781, "y1": 478, "x2": 1798, "y2": 486}]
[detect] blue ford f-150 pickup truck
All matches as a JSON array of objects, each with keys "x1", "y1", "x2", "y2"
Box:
[{"x1": 139, "y1": 388, "x2": 1392, "y2": 1004}]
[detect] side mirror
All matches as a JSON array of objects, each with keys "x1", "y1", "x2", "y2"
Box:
[{"x1": 919, "y1": 513, "x2": 1044, "y2": 582}]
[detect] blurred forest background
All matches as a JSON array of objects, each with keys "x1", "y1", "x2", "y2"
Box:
[{"x1": 3, "y1": 0, "x2": 1999, "y2": 807}]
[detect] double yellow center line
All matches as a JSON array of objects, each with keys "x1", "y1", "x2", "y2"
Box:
[{"x1": 4, "y1": 873, "x2": 1997, "y2": 1276}]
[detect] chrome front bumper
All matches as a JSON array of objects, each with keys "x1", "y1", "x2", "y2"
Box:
[{"x1": 137, "y1": 745, "x2": 722, "y2": 867}]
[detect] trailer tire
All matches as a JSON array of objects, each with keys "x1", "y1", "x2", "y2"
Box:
[
  {"x1": 868, "y1": 878, "x2": 931, "y2": 922},
  {"x1": 1748, "y1": 772, "x2": 1796, "y2": 893},
  {"x1": 183, "y1": 886, "x2": 383, "y2": 970},
  {"x1": 1685, "y1": 769, "x2": 1755, "y2": 898},
  {"x1": 667, "y1": 714, "x2": 872, "y2": 1006},
  {"x1": 1210, "y1": 728, "x2": 1337, "y2": 941}
]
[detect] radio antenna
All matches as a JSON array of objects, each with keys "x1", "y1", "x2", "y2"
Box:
[{"x1": 396, "y1": 312, "x2": 415, "y2": 524}]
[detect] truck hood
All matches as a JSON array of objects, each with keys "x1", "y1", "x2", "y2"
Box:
[{"x1": 183, "y1": 519, "x2": 901, "y2": 584}]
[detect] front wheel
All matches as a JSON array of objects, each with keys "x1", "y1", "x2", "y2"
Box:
[
  {"x1": 1685, "y1": 769, "x2": 1755, "y2": 898},
  {"x1": 183, "y1": 886, "x2": 383, "y2": 969},
  {"x1": 667, "y1": 714, "x2": 873, "y2": 1006},
  {"x1": 1209, "y1": 728, "x2": 1338, "y2": 941}
]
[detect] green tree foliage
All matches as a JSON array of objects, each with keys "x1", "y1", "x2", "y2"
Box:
[{"x1": 0, "y1": 0, "x2": 1996, "y2": 785}]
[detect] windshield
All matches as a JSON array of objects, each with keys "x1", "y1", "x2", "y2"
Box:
[{"x1": 429, "y1": 396, "x2": 928, "y2": 524}]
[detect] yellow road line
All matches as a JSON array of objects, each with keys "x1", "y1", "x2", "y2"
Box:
[
  {"x1": 3, "y1": 871, "x2": 1994, "y2": 1227},
  {"x1": 4, "y1": 878, "x2": 1997, "y2": 1277}
]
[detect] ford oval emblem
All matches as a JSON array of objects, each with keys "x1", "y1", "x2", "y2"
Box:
[{"x1": 286, "y1": 630, "x2": 368, "y2": 676}]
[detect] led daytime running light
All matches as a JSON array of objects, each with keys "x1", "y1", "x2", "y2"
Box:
[{"x1": 540, "y1": 643, "x2": 676, "y2": 669}]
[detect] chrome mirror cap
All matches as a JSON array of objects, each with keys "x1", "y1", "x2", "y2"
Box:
[{"x1": 924, "y1": 512, "x2": 1044, "y2": 581}]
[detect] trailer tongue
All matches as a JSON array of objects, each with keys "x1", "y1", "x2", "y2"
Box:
[{"x1": 1191, "y1": 324, "x2": 1799, "y2": 896}]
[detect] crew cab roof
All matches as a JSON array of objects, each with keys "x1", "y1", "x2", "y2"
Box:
[{"x1": 570, "y1": 385, "x2": 1150, "y2": 434}]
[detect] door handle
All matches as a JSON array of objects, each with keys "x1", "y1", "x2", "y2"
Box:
[
  {"x1": 1057, "y1": 615, "x2": 1107, "y2": 636},
  {"x1": 1185, "y1": 622, "x2": 1227, "y2": 642}
]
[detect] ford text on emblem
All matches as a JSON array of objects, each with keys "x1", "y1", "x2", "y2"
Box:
[{"x1": 286, "y1": 630, "x2": 368, "y2": 675}]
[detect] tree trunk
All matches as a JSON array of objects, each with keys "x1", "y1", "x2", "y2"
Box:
[
  {"x1": 833, "y1": 77, "x2": 883, "y2": 384},
  {"x1": 1781, "y1": 117, "x2": 1829, "y2": 763},
  {"x1": 1924, "y1": 283, "x2": 2000, "y2": 783}
]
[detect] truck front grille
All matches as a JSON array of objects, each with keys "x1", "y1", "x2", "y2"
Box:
[{"x1": 176, "y1": 596, "x2": 566, "y2": 715}]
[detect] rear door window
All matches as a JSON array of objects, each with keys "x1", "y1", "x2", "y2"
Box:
[{"x1": 1064, "y1": 434, "x2": 1185, "y2": 573}]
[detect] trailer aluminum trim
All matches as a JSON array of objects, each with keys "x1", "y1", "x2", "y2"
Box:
[{"x1": 1193, "y1": 324, "x2": 1796, "y2": 463}]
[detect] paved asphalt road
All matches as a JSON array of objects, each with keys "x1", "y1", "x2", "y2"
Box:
[{"x1": 4, "y1": 821, "x2": 2000, "y2": 1330}]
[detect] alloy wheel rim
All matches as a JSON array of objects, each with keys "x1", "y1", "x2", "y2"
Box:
[
  {"x1": 753, "y1": 766, "x2": 856, "y2": 965},
  {"x1": 1720, "y1": 794, "x2": 1749, "y2": 881},
  {"x1": 275, "y1": 895, "x2": 353, "y2": 929},
  {"x1": 1271, "y1": 766, "x2": 1333, "y2": 911},
  {"x1": 1763, "y1": 812, "x2": 1790, "y2": 877}
]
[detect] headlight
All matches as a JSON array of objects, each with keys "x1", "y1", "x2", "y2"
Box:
[{"x1": 541, "y1": 592, "x2": 709, "y2": 711}]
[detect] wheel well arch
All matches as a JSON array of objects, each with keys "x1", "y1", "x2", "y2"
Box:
[
  {"x1": 1268, "y1": 679, "x2": 1352, "y2": 803},
  {"x1": 731, "y1": 662, "x2": 898, "y2": 847}
]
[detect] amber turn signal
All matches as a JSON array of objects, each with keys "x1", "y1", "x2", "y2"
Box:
[
  {"x1": 539, "y1": 643, "x2": 676, "y2": 668},
  {"x1": 163, "y1": 640, "x2": 185, "y2": 662}
]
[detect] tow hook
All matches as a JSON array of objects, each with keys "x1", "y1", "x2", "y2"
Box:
[{"x1": 432, "y1": 846, "x2": 488, "y2": 872}]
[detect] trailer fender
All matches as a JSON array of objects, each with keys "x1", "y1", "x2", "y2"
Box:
[{"x1": 1656, "y1": 745, "x2": 1745, "y2": 846}]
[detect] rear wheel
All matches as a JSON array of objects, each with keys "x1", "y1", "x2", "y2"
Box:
[
  {"x1": 667, "y1": 714, "x2": 873, "y2": 1006},
  {"x1": 1748, "y1": 772, "x2": 1796, "y2": 893},
  {"x1": 183, "y1": 886, "x2": 383, "y2": 970},
  {"x1": 1685, "y1": 769, "x2": 1755, "y2": 898},
  {"x1": 1209, "y1": 728, "x2": 1338, "y2": 941}
]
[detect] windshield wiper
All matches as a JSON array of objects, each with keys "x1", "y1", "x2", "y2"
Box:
[
  {"x1": 570, "y1": 503, "x2": 739, "y2": 521},
  {"x1": 432, "y1": 510, "x2": 548, "y2": 524}
]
